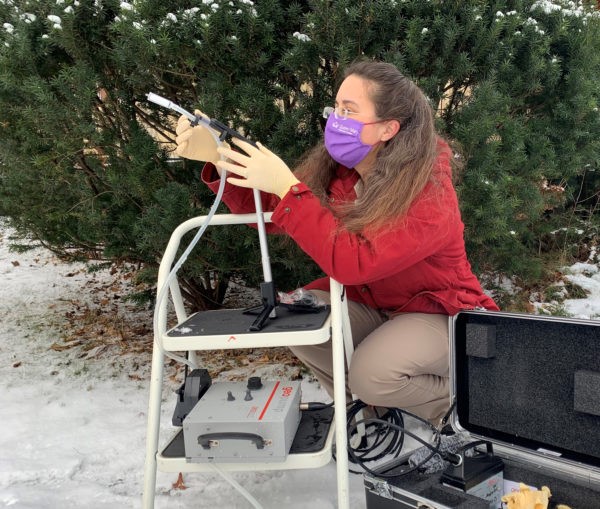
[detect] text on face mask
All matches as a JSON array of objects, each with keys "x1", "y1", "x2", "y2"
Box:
[{"x1": 331, "y1": 121, "x2": 359, "y2": 136}]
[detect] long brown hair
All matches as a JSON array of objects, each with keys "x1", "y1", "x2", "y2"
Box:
[{"x1": 294, "y1": 60, "x2": 440, "y2": 234}]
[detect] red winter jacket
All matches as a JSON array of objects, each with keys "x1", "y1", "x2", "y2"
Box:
[{"x1": 202, "y1": 140, "x2": 498, "y2": 316}]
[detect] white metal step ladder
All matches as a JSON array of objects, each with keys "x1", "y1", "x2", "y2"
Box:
[{"x1": 142, "y1": 212, "x2": 352, "y2": 508}]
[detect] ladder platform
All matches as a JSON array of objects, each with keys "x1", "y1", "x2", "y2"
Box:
[
  {"x1": 162, "y1": 306, "x2": 332, "y2": 351},
  {"x1": 158, "y1": 407, "x2": 335, "y2": 472}
]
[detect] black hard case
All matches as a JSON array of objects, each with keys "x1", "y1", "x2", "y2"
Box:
[{"x1": 364, "y1": 311, "x2": 600, "y2": 509}]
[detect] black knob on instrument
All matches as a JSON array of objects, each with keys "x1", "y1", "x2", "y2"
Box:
[{"x1": 247, "y1": 376, "x2": 263, "y2": 390}]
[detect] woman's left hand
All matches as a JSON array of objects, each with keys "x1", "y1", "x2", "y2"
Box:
[{"x1": 215, "y1": 139, "x2": 300, "y2": 198}]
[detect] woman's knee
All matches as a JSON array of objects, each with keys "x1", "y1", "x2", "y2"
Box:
[{"x1": 347, "y1": 354, "x2": 407, "y2": 405}]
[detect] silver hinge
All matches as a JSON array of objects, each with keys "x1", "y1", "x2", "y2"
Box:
[{"x1": 372, "y1": 479, "x2": 393, "y2": 500}]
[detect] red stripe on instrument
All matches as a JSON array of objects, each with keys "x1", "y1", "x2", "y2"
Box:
[{"x1": 258, "y1": 381, "x2": 280, "y2": 421}]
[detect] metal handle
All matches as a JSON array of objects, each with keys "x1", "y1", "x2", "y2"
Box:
[{"x1": 197, "y1": 432, "x2": 266, "y2": 450}]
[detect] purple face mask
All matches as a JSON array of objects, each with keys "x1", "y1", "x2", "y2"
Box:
[{"x1": 324, "y1": 114, "x2": 374, "y2": 168}]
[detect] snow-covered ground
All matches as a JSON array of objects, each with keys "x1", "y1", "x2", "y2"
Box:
[
  {"x1": 0, "y1": 226, "x2": 383, "y2": 509},
  {"x1": 1, "y1": 224, "x2": 599, "y2": 509}
]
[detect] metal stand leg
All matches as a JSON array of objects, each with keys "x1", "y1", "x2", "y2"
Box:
[
  {"x1": 142, "y1": 341, "x2": 166, "y2": 509},
  {"x1": 330, "y1": 281, "x2": 350, "y2": 509},
  {"x1": 340, "y1": 290, "x2": 366, "y2": 446}
]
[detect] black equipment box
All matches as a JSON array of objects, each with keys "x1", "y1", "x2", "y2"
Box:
[{"x1": 364, "y1": 311, "x2": 600, "y2": 508}]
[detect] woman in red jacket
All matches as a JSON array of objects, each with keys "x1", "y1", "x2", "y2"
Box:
[{"x1": 176, "y1": 60, "x2": 498, "y2": 425}]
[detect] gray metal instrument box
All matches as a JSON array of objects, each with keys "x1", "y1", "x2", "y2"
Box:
[
  {"x1": 365, "y1": 311, "x2": 600, "y2": 508},
  {"x1": 183, "y1": 380, "x2": 301, "y2": 463}
]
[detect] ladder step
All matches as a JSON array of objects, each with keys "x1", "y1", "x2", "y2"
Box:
[
  {"x1": 161, "y1": 306, "x2": 332, "y2": 351},
  {"x1": 158, "y1": 408, "x2": 335, "y2": 472},
  {"x1": 167, "y1": 306, "x2": 330, "y2": 337}
]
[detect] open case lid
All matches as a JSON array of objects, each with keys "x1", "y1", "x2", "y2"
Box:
[{"x1": 451, "y1": 310, "x2": 600, "y2": 470}]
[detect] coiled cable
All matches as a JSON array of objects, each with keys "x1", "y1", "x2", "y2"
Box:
[{"x1": 336, "y1": 400, "x2": 461, "y2": 478}]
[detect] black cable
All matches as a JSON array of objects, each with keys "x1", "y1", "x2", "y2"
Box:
[
  {"x1": 300, "y1": 401, "x2": 334, "y2": 411},
  {"x1": 317, "y1": 399, "x2": 464, "y2": 478},
  {"x1": 347, "y1": 417, "x2": 465, "y2": 478},
  {"x1": 345, "y1": 401, "x2": 405, "y2": 470},
  {"x1": 307, "y1": 399, "x2": 405, "y2": 472}
]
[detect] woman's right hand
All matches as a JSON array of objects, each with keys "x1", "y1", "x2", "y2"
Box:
[{"x1": 174, "y1": 110, "x2": 223, "y2": 166}]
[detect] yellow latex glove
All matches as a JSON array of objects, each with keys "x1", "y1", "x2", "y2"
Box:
[
  {"x1": 501, "y1": 484, "x2": 552, "y2": 509},
  {"x1": 174, "y1": 110, "x2": 224, "y2": 163},
  {"x1": 215, "y1": 138, "x2": 300, "y2": 198}
]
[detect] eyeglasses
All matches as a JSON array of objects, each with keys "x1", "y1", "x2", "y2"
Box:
[
  {"x1": 322, "y1": 106, "x2": 353, "y2": 120},
  {"x1": 322, "y1": 106, "x2": 386, "y2": 125}
]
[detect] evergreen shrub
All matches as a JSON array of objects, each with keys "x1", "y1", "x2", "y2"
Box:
[{"x1": 0, "y1": 0, "x2": 598, "y2": 309}]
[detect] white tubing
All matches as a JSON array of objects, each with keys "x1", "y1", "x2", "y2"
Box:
[
  {"x1": 151, "y1": 169, "x2": 226, "y2": 368},
  {"x1": 150, "y1": 102, "x2": 227, "y2": 368},
  {"x1": 208, "y1": 463, "x2": 263, "y2": 509}
]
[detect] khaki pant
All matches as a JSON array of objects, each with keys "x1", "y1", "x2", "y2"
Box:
[{"x1": 289, "y1": 290, "x2": 450, "y2": 425}]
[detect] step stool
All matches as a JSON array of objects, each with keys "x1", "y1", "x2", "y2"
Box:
[{"x1": 142, "y1": 213, "x2": 353, "y2": 508}]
